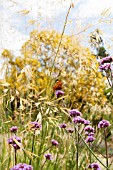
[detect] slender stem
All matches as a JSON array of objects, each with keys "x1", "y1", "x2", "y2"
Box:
[
  {"x1": 29, "y1": 130, "x2": 36, "y2": 165},
  {"x1": 89, "y1": 143, "x2": 91, "y2": 164},
  {"x1": 74, "y1": 126, "x2": 110, "y2": 170},
  {"x1": 38, "y1": 145, "x2": 53, "y2": 156},
  {"x1": 106, "y1": 74, "x2": 112, "y2": 87},
  {"x1": 75, "y1": 125, "x2": 79, "y2": 170},
  {"x1": 104, "y1": 129, "x2": 109, "y2": 168},
  {"x1": 50, "y1": 3, "x2": 72, "y2": 75},
  {"x1": 41, "y1": 160, "x2": 46, "y2": 170},
  {"x1": 14, "y1": 149, "x2": 17, "y2": 165}
]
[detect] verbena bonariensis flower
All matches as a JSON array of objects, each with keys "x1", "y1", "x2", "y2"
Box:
[
  {"x1": 55, "y1": 90, "x2": 64, "y2": 98},
  {"x1": 60, "y1": 123, "x2": 67, "y2": 128},
  {"x1": 51, "y1": 139, "x2": 58, "y2": 146},
  {"x1": 73, "y1": 116, "x2": 85, "y2": 124},
  {"x1": 67, "y1": 128, "x2": 74, "y2": 133},
  {"x1": 10, "y1": 126, "x2": 18, "y2": 133},
  {"x1": 85, "y1": 132, "x2": 95, "y2": 136},
  {"x1": 99, "y1": 63, "x2": 111, "y2": 71},
  {"x1": 45, "y1": 153, "x2": 52, "y2": 160},
  {"x1": 100, "y1": 56, "x2": 112, "y2": 65},
  {"x1": 69, "y1": 109, "x2": 82, "y2": 117},
  {"x1": 84, "y1": 126, "x2": 95, "y2": 133},
  {"x1": 8, "y1": 136, "x2": 21, "y2": 150},
  {"x1": 98, "y1": 120, "x2": 110, "y2": 129},
  {"x1": 88, "y1": 162, "x2": 101, "y2": 170},
  {"x1": 10, "y1": 163, "x2": 33, "y2": 170},
  {"x1": 86, "y1": 136, "x2": 95, "y2": 143},
  {"x1": 30, "y1": 122, "x2": 41, "y2": 130},
  {"x1": 84, "y1": 120, "x2": 91, "y2": 125}
]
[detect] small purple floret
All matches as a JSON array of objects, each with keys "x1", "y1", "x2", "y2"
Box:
[
  {"x1": 86, "y1": 136, "x2": 95, "y2": 143},
  {"x1": 84, "y1": 126, "x2": 95, "y2": 133},
  {"x1": 55, "y1": 90, "x2": 64, "y2": 98},
  {"x1": 10, "y1": 163, "x2": 33, "y2": 170},
  {"x1": 98, "y1": 120, "x2": 110, "y2": 129},
  {"x1": 84, "y1": 120, "x2": 91, "y2": 125},
  {"x1": 45, "y1": 153, "x2": 52, "y2": 160},
  {"x1": 67, "y1": 128, "x2": 74, "y2": 133},
  {"x1": 30, "y1": 122, "x2": 42, "y2": 130},
  {"x1": 51, "y1": 139, "x2": 58, "y2": 146},
  {"x1": 100, "y1": 56, "x2": 112, "y2": 65},
  {"x1": 88, "y1": 162, "x2": 101, "y2": 170},
  {"x1": 99, "y1": 63, "x2": 111, "y2": 71},
  {"x1": 10, "y1": 126, "x2": 18, "y2": 133},
  {"x1": 60, "y1": 123, "x2": 67, "y2": 128},
  {"x1": 73, "y1": 116, "x2": 85, "y2": 124},
  {"x1": 69, "y1": 109, "x2": 82, "y2": 117},
  {"x1": 8, "y1": 136, "x2": 21, "y2": 150}
]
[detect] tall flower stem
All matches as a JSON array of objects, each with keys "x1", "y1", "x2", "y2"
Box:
[
  {"x1": 41, "y1": 160, "x2": 46, "y2": 170},
  {"x1": 14, "y1": 149, "x2": 17, "y2": 165},
  {"x1": 29, "y1": 130, "x2": 36, "y2": 165},
  {"x1": 38, "y1": 145, "x2": 53, "y2": 156},
  {"x1": 104, "y1": 129, "x2": 109, "y2": 168},
  {"x1": 75, "y1": 125, "x2": 79, "y2": 170},
  {"x1": 89, "y1": 143, "x2": 91, "y2": 164},
  {"x1": 74, "y1": 126, "x2": 110, "y2": 170}
]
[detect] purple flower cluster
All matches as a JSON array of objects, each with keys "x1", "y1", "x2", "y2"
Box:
[
  {"x1": 51, "y1": 139, "x2": 58, "y2": 146},
  {"x1": 84, "y1": 125, "x2": 95, "y2": 143},
  {"x1": 8, "y1": 136, "x2": 21, "y2": 150},
  {"x1": 86, "y1": 136, "x2": 95, "y2": 143},
  {"x1": 99, "y1": 56, "x2": 112, "y2": 71},
  {"x1": 69, "y1": 109, "x2": 90, "y2": 126},
  {"x1": 99, "y1": 63, "x2": 111, "y2": 71},
  {"x1": 55, "y1": 90, "x2": 64, "y2": 98},
  {"x1": 10, "y1": 163, "x2": 33, "y2": 170},
  {"x1": 84, "y1": 126, "x2": 95, "y2": 135},
  {"x1": 45, "y1": 153, "x2": 52, "y2": 160},
  {"x1": 84, "y1": 120, "x2": 91, "y2": 126},
  {"x1": 98, "y1": 120, "x2": 110, "y2": 128},
  {"x1": 88, "y1": 162, "x2": 101, "y2": 170},
  {"x1": 69, "y1": 109, "x2": 82, "y2": 117},
  {"x1": 73, "y1": 116, "x2": 85, "y2": 124},
  {"x1": 100, "y1": 56, "x2": 112, "y2": 65},
  {"x1": 60, "y1": 123, "x2": 67, "y2": 128},
  {"x1": 30, "y1": 122, "x2": 41, "y2": 130},
  {"x1": 10, "y1": 126, "x2": 18, "y2": 133}
]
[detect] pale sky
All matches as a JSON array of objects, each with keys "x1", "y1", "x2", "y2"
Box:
[{"x1": 0, "y1": 0, "x2": 113, "y2": 56}]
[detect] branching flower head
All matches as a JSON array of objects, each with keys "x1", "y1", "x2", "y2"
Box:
[
  {"x1": 10, "y1": 163, "x2": 33, "y2": 170},
  {"x1": 73, "y1": 116, "x2": 85, "y2": 124},
  {"x1": 99, "y1": 63, "x2": 111, "y2": 71},
  {"x1": 98, "y1": 120, "x2": 110, "y2": 129},
  {"x1": 30, "y1": 122, "x2": 42, "y2": 130},
  {"x1": 8, "y1": 136, "x2": 21, "y2": 150},
  {"x1": 88, "y1": 162, "x2": 101, "y2": 170},
  {"x1": 86, "y1": 136, "x2": 95, "y2": 143},
  {"x1": 69, "y1": 109, "x2": 82, "y2": 117},
  {"x1": 84, "y1": 126, "x2": 95, "y2": 135}
]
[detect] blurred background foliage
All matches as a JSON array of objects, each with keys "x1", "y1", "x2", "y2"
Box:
[{"x1": 0, "y1": 30, "x2": 111, "y2": 122}]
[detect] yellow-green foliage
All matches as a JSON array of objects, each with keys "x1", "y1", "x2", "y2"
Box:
[
  {"x1": 21, "y1": 30, "x2": 108, "y2": 110},
  {"x1": 1, "y1": 30, "x2": 108, "y2": 117}
]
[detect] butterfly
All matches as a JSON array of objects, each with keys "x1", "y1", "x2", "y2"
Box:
[{"x1": 53, "y1": 80, "x2": 63, "y2": 90}]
